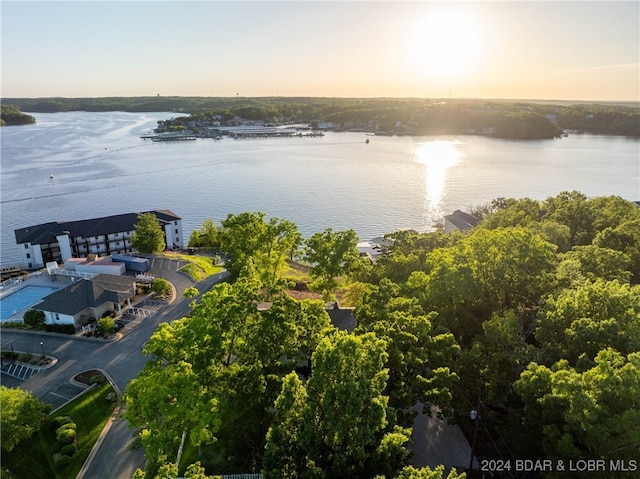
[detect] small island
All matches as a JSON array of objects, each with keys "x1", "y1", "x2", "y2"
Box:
[{"x1": 1, "y1": 105, "x2": 36, "y2": 126}]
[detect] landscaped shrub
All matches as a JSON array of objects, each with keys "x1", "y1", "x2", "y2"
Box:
[
  {"x1": 89, "y1": 375, "x2": 105, "y2": 385},
  {"x1": 105, "y1": 392, "x2": 117, "y2": 403},
  {"x1": 18, "y1": 352, "x2": 33, "y2": 362},
  {"x1": 97, "y1": 317, "x2": 115, "y2": 335},
  {"x1": 59, "y1": 422, "x2": 76, "y2": 431},
  {"x1": 151, "y1": 278, "x2": 171, "y2": 296},
  {"x1": 44, "y1": 324, "x2": 76, "y2": 334},
  {"x1": 55, "y1": 427, "x2": 76, "y2": 444},
  {"x1": 0, "y1": 321, "x2": 24, "y2": 329},
  {"x1": 60, "y1": 443, "x2": 77, "y2": 456},
  {"x1": 54, "y1": 454, "x2": 71, "y2": 469},
  {"x1": 51, "y1": 416, "x2": 73, "y2": 428}
]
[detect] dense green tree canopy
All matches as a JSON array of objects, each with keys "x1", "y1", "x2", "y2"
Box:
[
  {"x1": 264, "y1": 332, "x2": 412, "y2": 479},
  {"x1": 387, "y1": 466, "x2": 466, "y2": 479},
  {"x1": 535, "y1": 279, "x2": 640, "y2": 366},
  {"x1": 515, "y1": 349, "x2": 640, "y2": 468},
  {"x1": 304, "y1": 228, "x2": 367, "y2": 300},
  {"x1": 125, "y1": 193, "x2": 639, "y2": 477},
  {"x1": 594, "y1": 218, "x2": 640, "y2": 282},
  {"x1": 188, "y1": 218, "x2": 221, "y2": 250},
  {"x1": 355, "y1": 280, "x2": 461, "y2": 423},
  {"x1": 127, "y1": 276, "x2": 334, "y2": 473},
  {"x1": 220, "y1": 212, "x2": 302, "y2": 288}
]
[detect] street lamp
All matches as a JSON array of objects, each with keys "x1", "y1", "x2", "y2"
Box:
[
  {"x1": 469, "y1": 406, "x2": 480, "y2": 474},
  {"x1": 40, "y1": 341, "x2": 45, "y2": 360}
]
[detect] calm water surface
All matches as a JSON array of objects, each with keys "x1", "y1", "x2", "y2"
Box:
[{"x1": 1, "y1": 111, "x2": 638, "y2": 265}]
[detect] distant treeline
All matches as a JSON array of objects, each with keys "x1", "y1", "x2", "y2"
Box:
[
  {"x1": 0, "y1": 105, "x2": 36, "y2": 126},
  {"x1": 2, "y1": 96, "x2": 639, "y2": 138}
]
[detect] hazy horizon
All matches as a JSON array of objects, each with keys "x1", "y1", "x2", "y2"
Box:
[{"x1": 2, "y1": 1, "x2": 638, "y2": 102}]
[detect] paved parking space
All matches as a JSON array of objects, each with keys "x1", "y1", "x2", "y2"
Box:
[
  {"x1": 147, "y1": 257, "x2": 191, "y2": 275},
  {"x1": 1, "y1": 362, "x2": 41, "y2": 380},
  {"x1": 43, "y1": 382, "x2": 88, "y2": 410}
]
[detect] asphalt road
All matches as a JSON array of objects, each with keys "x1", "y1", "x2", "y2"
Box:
[{"x1": 1, "y1": 267, "x2": 230, "y2": 479}]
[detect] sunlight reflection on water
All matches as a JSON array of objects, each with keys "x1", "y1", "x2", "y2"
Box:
[{"x1": 414, "y1": 140, "x2": 462, "y2": 224}]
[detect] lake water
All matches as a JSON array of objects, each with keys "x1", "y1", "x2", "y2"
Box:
[{"x1": 1, "y1": 111, "x2": 638, "y2": 266}]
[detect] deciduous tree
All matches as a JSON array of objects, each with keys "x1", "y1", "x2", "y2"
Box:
[
  {"x1": 304, "y1": 228, "x2": 366, "y2": 300},
  {"x1": 594, "y1": 219, "x2": 640, "y2": 283},
  {"x1": 387, "y1": 465, "x2": 466, "y2": 479},
  {"x1": 515, "y1": 349, "x2": 640, "y2": 467},
  {"x1": 543, "y1": 191, "x2": 595, "y2": 246},
  {"x1": 356, "y1": 285, "x2": 461, "y2": 423},
  {"x1": 264, "y1": 332, "x2": 410, "y2": 479},
  {"x1": 220, "y1": 212, "x2": 301, "y2": 287},
  {"x1": 132, "y1": 212, "x2": 166, "y2": 254},
  {"x1": 561, "y1": 245, "x2": 631, "y2": 282},
  {"x1": 188, "y1": 218, "x2": 221, "y2": 250},
  {"x1": 23, "y1": 309, "x2": 45, "y2": 329},
  {"x1": 0, "y1": 386, "x2": 51, "y2": 452},
  {"x1": 535, "y1": 279, "x2": 640, "y2": 365}
]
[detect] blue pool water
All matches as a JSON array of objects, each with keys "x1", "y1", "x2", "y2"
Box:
[{"x1": 0, "y1": 286, "x2": 57, "y2": 321}]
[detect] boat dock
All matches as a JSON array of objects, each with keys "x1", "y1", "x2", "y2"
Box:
[
  {"x1": 141, "y1": 129, "x2": 324, "y2": 141},
  {"x1": 229, "y1": 130, "x2": 324, "y2": 139},
  {"x1": 150, "y1": 135, "x2": 197, "y2": 142}
]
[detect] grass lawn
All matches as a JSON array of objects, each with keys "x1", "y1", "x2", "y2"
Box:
[
  {"x1": 283, "y1": 260, "x2": 311, "y2": 282},
  {"x1": 3, "y1": 382, "x2": 116, "y2": 479},
  {"x1": 159, "y1": 252, "x2": 225, "y2": 281}
]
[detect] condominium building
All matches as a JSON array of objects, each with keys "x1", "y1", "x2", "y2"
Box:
[{"x1": 14, "y1": 210, "x2": 183, "y2": 269}]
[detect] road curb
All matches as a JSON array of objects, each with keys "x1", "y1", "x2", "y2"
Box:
[{"x1": 76, "y1": 369, "x2": 121, "y2": 479}]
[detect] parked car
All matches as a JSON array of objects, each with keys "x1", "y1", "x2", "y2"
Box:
[{"x1": 114, "y1": 320, "x2": 125, "y2": 332}]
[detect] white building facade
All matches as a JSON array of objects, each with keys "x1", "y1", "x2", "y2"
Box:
[{"x1": 15, "y1": 210, "x2": 183, "y2": 270}]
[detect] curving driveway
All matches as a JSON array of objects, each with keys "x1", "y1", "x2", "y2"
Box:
[{"x1": 1, "y1": 268, "x2": 230, "y2": 479}]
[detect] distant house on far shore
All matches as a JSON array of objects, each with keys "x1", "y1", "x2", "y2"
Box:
[{"x1": 443, "y1": 210, "x2": 480, "y2": 233}]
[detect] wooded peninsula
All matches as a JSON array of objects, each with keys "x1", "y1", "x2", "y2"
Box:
[
  {"x1": 2, "y1": 97, "x2": 639, "y2": 138},
  {"x1": 0, "y1": 105, "x2": 36, "y2": 126}
]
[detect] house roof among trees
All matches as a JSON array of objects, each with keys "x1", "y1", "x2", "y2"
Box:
[
  {"x1": 34, "y1": 274, "x2": 136, "y2": 315},
  {"x1": 14, "y1": 210, "x2": 181, "y2": 245},
  {"x1": 444, "y1": 210, "x2": 480, "y2": 231}
]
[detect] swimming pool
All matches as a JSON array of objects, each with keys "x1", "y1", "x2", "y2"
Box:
[{"x1": 0, "y1": 285, "x2": 57, "y2": 321}]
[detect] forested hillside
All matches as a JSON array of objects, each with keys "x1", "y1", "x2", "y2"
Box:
[
  {"x1": 3, "y1": 96, "x2": 639, "y2": 137},
  {"x1": 126, "y1": 192, "x2": 640, "y2": 479}
]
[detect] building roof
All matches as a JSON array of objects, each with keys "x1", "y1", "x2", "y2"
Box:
[
  {"x1": 65, "y1": 256, "x2": 118, "y2": 267},
  {"x1": 326, "y1": 307, "x2": 356, "y2": 332},
  {"x1": 14, "y1": 210, "x2": 180, "y2": 245},
  {"x1": 444, "y1": 210, "x2": 480, "y2": 231},
  {"x1": 34, "y1": 274, "x2": 136, "y2": 316}
]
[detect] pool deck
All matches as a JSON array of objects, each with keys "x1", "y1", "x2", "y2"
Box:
[{"x1": 0, "y1": 272, "x2": 66, "y2": 322}]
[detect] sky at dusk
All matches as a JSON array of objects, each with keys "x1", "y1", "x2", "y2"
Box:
[{"x1": 1, "y1": 1, "x2": 638, "y2": 101}]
